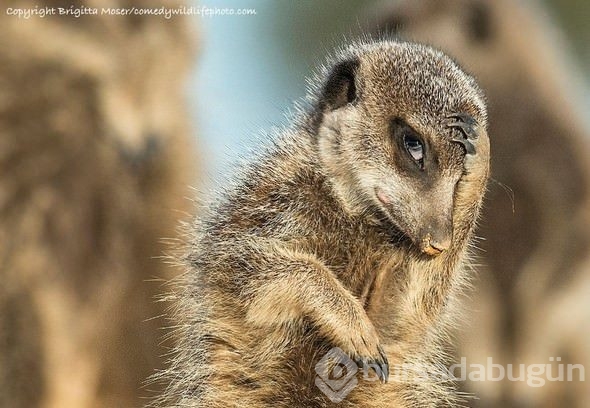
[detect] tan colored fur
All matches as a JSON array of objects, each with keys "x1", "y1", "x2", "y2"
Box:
[
  {"x1": 155, "y1": 41, "x2": 489, "y2": 407},
  {"x1": 0, "y1": 1, "x2": 197, "y2": 407}
]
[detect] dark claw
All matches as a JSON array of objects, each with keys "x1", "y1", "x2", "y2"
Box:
[
  {"x1": 446, "y1": 112, "x2": 479, "y2": 155},
  {"x1": 452, "y1": 136, "x2": 476, "y2": 155},
  {"x1": 354, "y1": 346, "x2": 389, "y2": 383},
  {"x1": 447, "y1": 121, "x2": 479, "y2": 140},
  {"x1": 446, "y1": 112, "x2": 477, "y2": 130},
  {"x1": 377, "y1": 345, "x2": 389, "y2": 383}
]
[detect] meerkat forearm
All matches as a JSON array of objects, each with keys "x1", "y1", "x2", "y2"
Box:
[
  {"x1": 450, "y1": 120, "x2": 490, "y2": 246},
  {"x1": 243, "y1": 246, "x2": 387, "y2": 370},
  {"x1": 453, "y1": 170, "x2": 488, "y2": 242}
]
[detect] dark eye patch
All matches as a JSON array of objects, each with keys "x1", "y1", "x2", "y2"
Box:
[{"x1": 391, "y1": 118, "x2": 426, "y2": 171}]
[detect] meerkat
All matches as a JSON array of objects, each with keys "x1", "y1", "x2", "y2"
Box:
[
  {"x1": 368, "y1": 1, "x2": 590, "y2": 407},
  {"x1": 0, "y1": 1, "x2": 197, "y2": 407},
  {"x1": 153, "y1": 40, "x2": 489, "y2": 408}
]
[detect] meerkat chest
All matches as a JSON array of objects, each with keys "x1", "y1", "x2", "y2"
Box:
[{"x1": 314, "y1": 233, "x2": 403, "y2": 306}]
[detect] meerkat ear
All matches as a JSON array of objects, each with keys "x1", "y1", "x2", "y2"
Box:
[{"x1": 320, "y1": 58, "x2": 360, "y2": 111}]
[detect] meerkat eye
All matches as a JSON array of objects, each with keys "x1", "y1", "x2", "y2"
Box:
[{"x1": 403, "y1": 134, "x2": 424, "y2": 167}]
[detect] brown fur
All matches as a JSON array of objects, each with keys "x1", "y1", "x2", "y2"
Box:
[
  {"x1": 368, "y1": 0, "x2": 590, "y2": 406},
  {"x1": 154, "y1": 40, "x2": 489, "y2": 407},
  {"x1": 0, "y1": 1, "x2": 197, "y2": 407}
]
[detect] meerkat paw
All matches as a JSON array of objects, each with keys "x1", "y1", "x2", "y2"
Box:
[
  {"x1": 446, "y1": 112, "x2": 479, "y2": 154},
  {"x1": 446, "y1": 112, "x2": 488, "y2": 175},
  {"x1": 337, "y1": 318, "x2": 389, "y2": 382},
  {"x1": 354, "y1": 344, "x2": 389, "y2": 383}
]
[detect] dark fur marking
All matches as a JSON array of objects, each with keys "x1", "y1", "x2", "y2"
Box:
[
  {"x1": 321, "y1": 58, "x2": 359, "y2": 111},
  {"x1": 310, "y1": 58, "x2": 361, "y2": 134}
]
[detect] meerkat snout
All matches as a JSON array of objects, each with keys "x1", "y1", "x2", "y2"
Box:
[
  {"x1": 420, "y1": 229, "x2": 452, "y2": 256},
  {"x1": 375, "y1": 185, "x2": 453, "y2": 256}
]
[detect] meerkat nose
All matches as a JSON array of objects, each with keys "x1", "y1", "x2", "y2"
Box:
[
  {"x1": 423, "y1": 245, "x2": 442, "y2": 256},
  {"x1": 421, "y1": 234, "x2": 451, "y2": 256}
]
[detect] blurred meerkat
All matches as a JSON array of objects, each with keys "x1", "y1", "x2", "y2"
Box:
[
  {"x1": 0, "y1": 1, "x2": 197, "y2": 407},
  {"x1": 153, "y1": 40, "x2": 489, "y2": 407},
  {"x1": 369, "y1": 0, "x2": 590, "y2": 406}
]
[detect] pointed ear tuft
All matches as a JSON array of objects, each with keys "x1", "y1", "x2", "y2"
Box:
[{"x1": 320, "y1": 58, "x2": 360, "y2": 111}]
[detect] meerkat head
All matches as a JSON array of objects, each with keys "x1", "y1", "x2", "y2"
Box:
[{"x1": 314, "y1": 41, "x2": 487, "y2": 256}]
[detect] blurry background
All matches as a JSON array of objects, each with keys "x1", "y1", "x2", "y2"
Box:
[
  {"x1": 194, "y1": 0, "x2": 590, "y2": 179},
  {"x1": 1, "y1": 0, "x2": 589, "y2": 407},
  {"x1": 0, "y1": 1, "x2": 197, "y2": 406}
]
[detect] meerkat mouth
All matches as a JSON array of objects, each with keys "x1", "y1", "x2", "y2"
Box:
[
  {"x1": 375, "y1": 187, "x2": 392, "y2": 206},
  {"x1": 373, "y1": 187, "x2": 412, "y2": 245}
]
